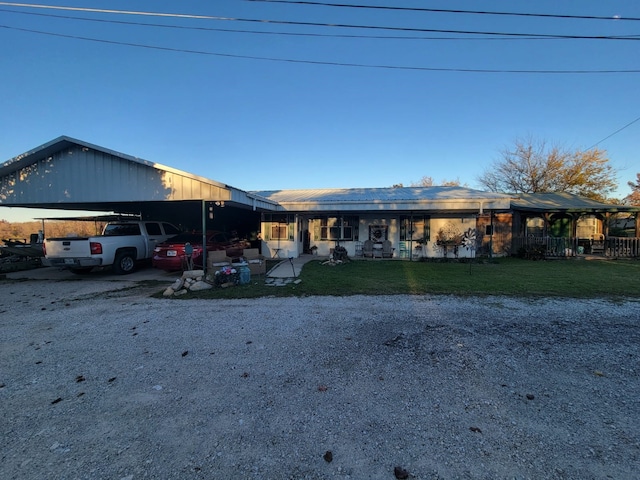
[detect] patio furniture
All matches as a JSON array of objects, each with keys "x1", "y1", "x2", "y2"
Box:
[
  {"x1": 372, "y1": 242, "x2": 383, "y2": 259},
  {"x1": 207, "y1": 250, "x2": 232, "y2": 270},
  {"x1": 355, "y1": 241, "x2": 363, "y2": 258},
  {"x1": 382, "y1": 240, "x2": 394, "y2": 258},
  {"x1": 242, "y1": 248, "x2": 266, "y2": 275},
  {"x1": 398, "y1": 241, "x2": 409, "y2": 258},
  {"x1": 363, "y1": 240, "x2": 374, "y2": 258}
]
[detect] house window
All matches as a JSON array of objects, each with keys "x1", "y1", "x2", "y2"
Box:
[
  {"x1": 263, "y1": 214, "x2": 295, "y2": 241},
  {"x1": 271, "y1": 224, "x2": 288, "y2": 240},
  {"x1": 314, "y1": 216, "x2": 358, "y2": 241},
  {"x1": 400, "y1": 215, "x2": 430, "y2": 242}
]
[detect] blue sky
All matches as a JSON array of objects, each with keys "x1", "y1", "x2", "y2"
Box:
[{"x1": 1, "y1": 0, "x2": 639, "y2": 222}]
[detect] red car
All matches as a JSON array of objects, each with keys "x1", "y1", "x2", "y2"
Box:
[{"x1": 152, "y1": 231, "x2": 249, "y2": 271}]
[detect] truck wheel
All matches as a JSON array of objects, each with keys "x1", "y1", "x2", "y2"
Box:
[{"x1": 113, "y1": 252, "x2": 136, "y2": 275}]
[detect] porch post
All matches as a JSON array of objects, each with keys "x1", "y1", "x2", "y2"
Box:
[
  {"x1": 202, "y1": 200, "x2": 207, "y2": 275},
  {"x1": 543, "y1": 213, "x2": 552, "y2": 236}
]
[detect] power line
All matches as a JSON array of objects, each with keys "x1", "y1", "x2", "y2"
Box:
[
  {"x1": 588, "y1": 116, "x2": 640, "y2": 149},
  {"x1": 3, "y1": 24, "x2": 640, "y2": 75},
  {"x1": 247, "y1": 0, "x2": 640, "y2": 22},
  {"x1": 0, "y1": 2, "x2": 228, "y2": 20},
  {"x1": 0, "y1": 2, "x2": 638, "y2": 40},
  {"x1": 4, "y1": 8, "x2": 629, "y2": 42}
]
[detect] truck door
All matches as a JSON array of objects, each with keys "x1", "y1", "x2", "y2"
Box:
[{"x1": 144, "y1": 222, "x2": 164, "y2": 256}]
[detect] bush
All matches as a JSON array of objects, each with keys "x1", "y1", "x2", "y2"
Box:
[{"x1": 517, "y1": 244, "x2": 546, "y2": 260}]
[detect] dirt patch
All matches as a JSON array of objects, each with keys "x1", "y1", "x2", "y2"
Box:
[{"x1": 1, "y1": 280, "x2": 639, "y2": 479}]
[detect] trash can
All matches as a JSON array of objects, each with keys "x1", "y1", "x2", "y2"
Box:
[
  {"x1": 237, "y1": 262, "x2": 251, "y2": 285},
  {"x1": 577, "y1": 246, "x2": 584, "y2": 255}
]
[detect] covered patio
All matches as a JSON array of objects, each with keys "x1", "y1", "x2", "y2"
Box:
[{"x1": 510, "y1": 193, "x2": 639, "y2": 258}]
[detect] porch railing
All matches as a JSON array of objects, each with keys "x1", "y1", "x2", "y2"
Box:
[
  {"x1": 512, "y1": 236, "x2": 640, "y2": 258},
  {"x1": 606, "y1": 237, "x2": 640, "y2": 257},
  {"x1": 512, "y1": 236, "x2": 577, "y2": 258}
]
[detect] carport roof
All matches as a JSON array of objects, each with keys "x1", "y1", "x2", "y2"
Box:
[
  {"x1": 1, "y1": 135, "x2": 233, "y2": 190},
  {"x1": 0, "y1": 136, "x2": 279, "y2": 212}
]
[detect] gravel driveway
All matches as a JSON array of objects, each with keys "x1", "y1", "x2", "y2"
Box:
[{"x1": 1, "y1": 277, "x2": 639, "y2": 479}]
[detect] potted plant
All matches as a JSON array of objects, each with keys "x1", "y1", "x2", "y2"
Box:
[
  {"x1": 310, "y1": 245, "x2": 318, "y2": 255},
  {"x1": 409, "y1": 236, "x2": 425, "y2": 258},
  {"x1": 436, "y1": 227, "x2": 463, "y2": 258}
]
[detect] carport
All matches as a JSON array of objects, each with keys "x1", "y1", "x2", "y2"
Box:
[{"x1": 0, "y1": 136, "x2": 281, "y2": 241}]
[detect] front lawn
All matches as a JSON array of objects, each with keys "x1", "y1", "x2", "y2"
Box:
[{"x1": 177, "y1": 257, "x2": 640, "y2": 300}]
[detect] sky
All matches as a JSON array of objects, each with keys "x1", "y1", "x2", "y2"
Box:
[{"x1": 1, "y1": 0, "x2": 639, "y2": 222}]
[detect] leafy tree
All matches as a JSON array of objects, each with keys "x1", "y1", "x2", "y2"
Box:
[
  {"x1": 625, "y1": 173, "x2": 640, "y2": 206},
  {"x1": 478, "y1": 138, "x2": 618, "y2": 201}
]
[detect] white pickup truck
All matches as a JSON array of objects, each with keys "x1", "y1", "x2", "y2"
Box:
[{"x1": 43, "y1": 221, "x2": 181, "y2": 274}]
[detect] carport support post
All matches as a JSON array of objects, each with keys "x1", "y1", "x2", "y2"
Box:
[
  {"x1": 489, "y1": 211, "x2": 494, "y2": 259},
  {"x1": 202, "y1": 200, "x2": 207, "y2": 276}
]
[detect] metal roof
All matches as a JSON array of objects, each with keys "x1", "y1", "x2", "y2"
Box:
[
  {"x1": 251, "y1": 187, "x2": 514, "y2": 213},
  {"x1": 3, "y1": 137, "x2": 633, "y2": 219},
  {"x1": 0, "y1": 136, "x2": 279, "y2": 212},
  {"x1": 511, "y1": 192, "x2": 639, "y2": 213}
]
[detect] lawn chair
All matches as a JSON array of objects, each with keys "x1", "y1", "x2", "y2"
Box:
[
  {"x1": 398, "y1": 241, "x2": 409, "y2": 259},
  {"x1": 362, "y1": 240, "x2": 374, "y2": 258},
  {"x1": 382, "y1": 240, "x2": 394, "y2": 258}
]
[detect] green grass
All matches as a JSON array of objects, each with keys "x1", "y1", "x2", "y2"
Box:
[{"x1": 170, "y1": 257, "x2": 640, "y2": 300}]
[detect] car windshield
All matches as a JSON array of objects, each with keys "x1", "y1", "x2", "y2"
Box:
[{"x1": 162, "y1": 233, "x2": 204, "y2": 245}]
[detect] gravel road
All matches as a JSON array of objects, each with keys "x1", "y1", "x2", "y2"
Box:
[{"x1": 1, "y1": 278, "x2": 639, "y2": 479}]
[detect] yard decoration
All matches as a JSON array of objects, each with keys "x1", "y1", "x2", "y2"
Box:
[
  {"x1": 213, "y1": 266, "x2": 239, "y2": 288},
  {"x1": 461, "y1": 228, "x2": 478, "y2": 274},
  {"x1": 461, "y1": 228, "x2": 477, "y2": 251},
  {"x1": 332, "y1": 245, "x2": 348, "y2": 262}
]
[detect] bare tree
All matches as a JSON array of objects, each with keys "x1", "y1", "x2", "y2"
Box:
[
  {"x1": 409, "y1": 176, "x2": 464, "y2": 187},
  {"x1": 478, "y1": 138, "x2": 618, "y2": 201}
]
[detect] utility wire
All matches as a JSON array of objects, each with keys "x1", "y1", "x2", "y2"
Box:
[
  {"x1": 587, "y1": 116, "x2": 640, "y2": 149},
  {"x1": 5, "y1": 8, "x2": 630, "y2": 42},
  {"x1": 3, "y1": 24, "x2": 639, "y2": 75},
  {"x1": 0, "y1": 2, "x2": 638, "y2": 40},
  {"x1": 248, "y1": 0, "x2": 640, "y2": 22}
]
